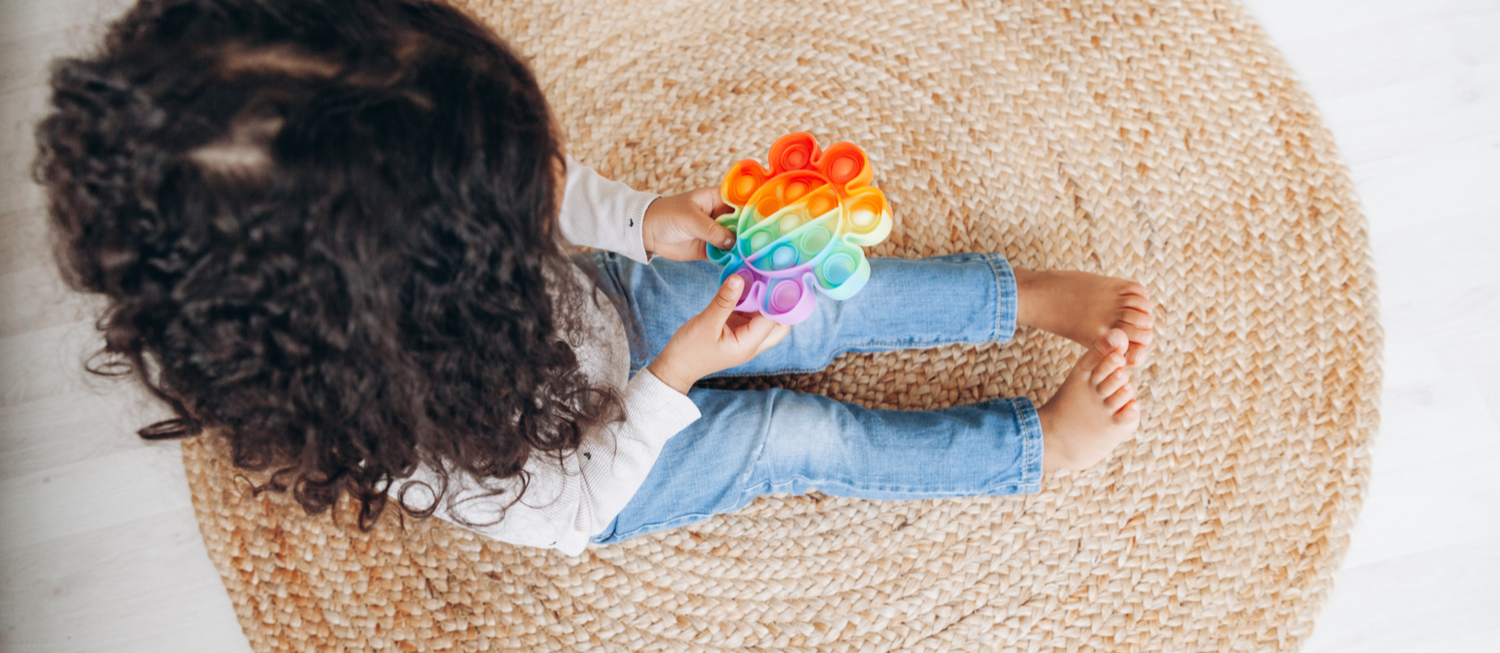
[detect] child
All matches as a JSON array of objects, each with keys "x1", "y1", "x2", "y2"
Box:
[{"x1": 34, "y1": 0, "x2": 1152, "y2": 556}]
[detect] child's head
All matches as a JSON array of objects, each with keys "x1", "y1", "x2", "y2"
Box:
[{"x1": 34, "y1": 0, "x2": 622, "y2": 526}]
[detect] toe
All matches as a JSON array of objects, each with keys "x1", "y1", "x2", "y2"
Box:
[
  {"x1": 1117, "y1": 305, "x2": 1154, "y2": 329},
  {"x1": 1089, "y1": 353, "x2": 1127, "y2": 386},
  {"x1": 1095, "y1": 367, "x2": 1129, "y2": 397},
  {"x1": 1081, "y1": 328, "x2": 1128, "y2": 370},
  {"x1": 1122, "y1": 295, "x2": 1152, "y2": 316},
  {"x1": 1113, "y1": 399, "x2": 1141, "y2": 427},
  {"x1": 1116, "y1": 324, "x2": 1154, "y2": 348},
  {"x1": 1101, "y1": 328, "x2": 1129, "y2": 354},
  {"x1": 1118, "y1": 324, "x2": 1154, "y2": 366},
  {"x1": 1118, "y1": 281, "x2": 1150, "y2": 299},
  {"x1": 1105, "y1": 382, "x2": 1136, "y2": 412}
]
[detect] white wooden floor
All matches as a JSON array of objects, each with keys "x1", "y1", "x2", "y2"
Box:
[{"x1": 2, "y1": 0, "x2": 1497, "y2": 651}]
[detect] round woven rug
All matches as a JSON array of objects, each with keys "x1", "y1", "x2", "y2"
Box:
[{"x1": 182, "y1": 0, "x2": 1383, "y2": 650}]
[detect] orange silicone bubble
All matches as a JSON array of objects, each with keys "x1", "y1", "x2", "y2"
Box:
[
  {"x1": 818, "y1": 142, "x2": 869, "y2": 187},
  {"x1": 768, "y1": 132, "x2": 821, "y2": 174},
  {"x1": 805, "y1": 190, "x2": 837, "y2": 217}
]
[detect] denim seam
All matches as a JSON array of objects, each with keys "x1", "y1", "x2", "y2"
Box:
[
  {"x1": 687, "y1": 336, "x2": 997, "y2": 380},
  {"x1": 749, "y1": 475, "x2": 1039, "y2": 496}
]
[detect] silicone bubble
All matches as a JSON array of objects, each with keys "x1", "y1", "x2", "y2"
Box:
[{"x1": 705, "y1": 132, "x2": 893, "y2": 325}]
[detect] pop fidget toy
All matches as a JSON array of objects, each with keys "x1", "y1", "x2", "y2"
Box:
[{"x1": 705, "y1": 132, "x2": 893, "y2": 324}]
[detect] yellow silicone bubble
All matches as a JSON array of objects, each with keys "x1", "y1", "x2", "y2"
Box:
[
  {"x1": 779, "y1": 212, "x2": 805, "y2": 233},
  {"x1": 850, "y1": 208, "x2": 877, "y2": 229},
  {"x1": 847, "y1": 195, "x2": 886, "y2": 232}
]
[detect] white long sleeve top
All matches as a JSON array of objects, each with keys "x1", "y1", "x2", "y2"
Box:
[{"x1": 390, "y1": 156, "x2": 702, "y2": 556}]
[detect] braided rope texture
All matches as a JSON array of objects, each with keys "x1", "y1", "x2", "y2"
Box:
[{"x1": 182, "y1": 0, "x2": 1383, "y2": 650}]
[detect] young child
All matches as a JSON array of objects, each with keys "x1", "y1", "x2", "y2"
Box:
[{"x1": 35, "y1": 0, "x2": 1152, "y2": 556}]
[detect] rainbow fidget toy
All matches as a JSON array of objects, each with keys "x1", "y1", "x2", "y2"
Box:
[{"x1": 705, "y1": 132, "x2": 893, "y2": 325}]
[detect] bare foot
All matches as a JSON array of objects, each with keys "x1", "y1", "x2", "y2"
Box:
[
  {"x1": 1036, "y1": 329, "x2": 1141, "y2": 472},
  {"x1": 1013, "y1": 267, "x2": 1154, "y2": 366}
]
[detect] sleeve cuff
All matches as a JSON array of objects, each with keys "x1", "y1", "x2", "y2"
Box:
[
  {"x1": 559, "y1": 155, "x2": 661, "y2": 265},
  {"x1": 623, "y1": 367, "x2": 702, "y2": 433},
  {"x1": 623, "y1": 193, "x2": 659, "y2": 265}
]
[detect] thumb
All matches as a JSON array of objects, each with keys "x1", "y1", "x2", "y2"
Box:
[
  {"x1": 701, "y1": 274, "x2": 745, "y2": 325},
  {"x1": 695, "y1": 212, "x2": 737, "y2": 251}
]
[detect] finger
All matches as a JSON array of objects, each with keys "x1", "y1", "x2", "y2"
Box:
[
  {"x1": 701, "y1": 275, "x2": 745, "y2": 326},
  {"x1": 755, "y1": 323, "x2": 792, "y2": 354},
  {"x1": 731, "y1": 312, "x2": 779, "y2": 346}
]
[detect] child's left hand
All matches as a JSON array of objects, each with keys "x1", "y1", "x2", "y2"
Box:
[{"x1": 642, "y1": 187, "x2": 738, "y2": 261}]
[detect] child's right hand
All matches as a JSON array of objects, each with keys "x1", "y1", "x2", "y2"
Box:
[{"x1": 647, "y1": 275, "x2": 791, "y2": 394}]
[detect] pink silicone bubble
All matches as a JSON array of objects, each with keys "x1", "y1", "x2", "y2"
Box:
[
  {"x1": 711, "y1": 132, "x2": 893, "y2": 325},
  {"x1": 769, "y1": 279, "x2": 803, "y2": 313}
]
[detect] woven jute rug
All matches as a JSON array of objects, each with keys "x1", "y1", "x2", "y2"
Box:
[{"x1": 182, "y1": 0, "x2": 1382, "y2": 650}]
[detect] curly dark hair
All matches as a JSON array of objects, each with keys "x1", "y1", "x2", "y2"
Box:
[{"x1": 32, "y1": 0, "x2": 628, "y2": 529}]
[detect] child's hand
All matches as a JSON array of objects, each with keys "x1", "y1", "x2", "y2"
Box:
[
  {"x1": 648, "y1": 275, "x2": 790, "y2": 394},
  {"x1": 642, "y1": 187, "x2": 738, "y2": 261}
]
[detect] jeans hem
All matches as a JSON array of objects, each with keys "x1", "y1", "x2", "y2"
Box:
[
  {"x1": 984, "y1": 252, "x2": 1019, "y2": 344},
  {"x1": 1011, "y1": 396, "x2": 1045, "y2": 489}
]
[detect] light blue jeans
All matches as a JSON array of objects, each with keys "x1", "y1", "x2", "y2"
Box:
[{"x1": 579, "y1": 251, "x2": 1044, "y2": 545}]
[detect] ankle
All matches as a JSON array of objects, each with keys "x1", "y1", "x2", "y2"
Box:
[
  {"x1": 1037, "y1": 403, "x2": 1073, "y2": 472},
  {"x1": 1013, "y1": 266, "x2": 1043, "y2": 330}
]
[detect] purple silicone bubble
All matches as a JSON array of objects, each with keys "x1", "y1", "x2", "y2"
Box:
[
  {"x1": 732, "y1": 268, "x2": 759, "y2": 312},
  {"x1": 769, "y1": 279, "x2": 802, "y2": 313},
  {"x1": 759, "y1": 273, "x2": 818, "y2": 324}
]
